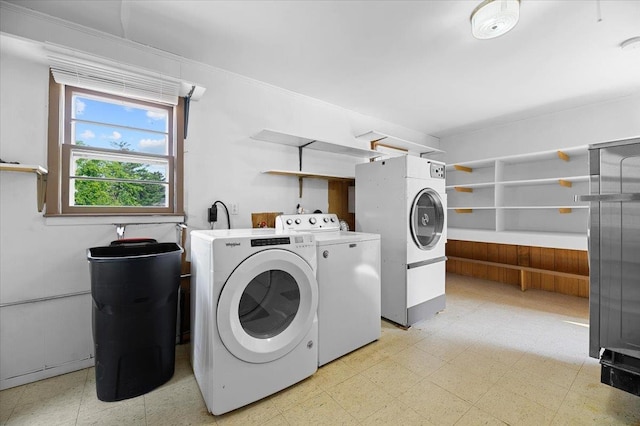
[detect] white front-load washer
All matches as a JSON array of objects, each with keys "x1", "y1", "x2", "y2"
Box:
[
  {"x1": 356, "y1": 155, "x2": 447, "y2": 327},
  {"x1": 275, "y1": 213, "x2": 381, "y2": 366},
  {"x1": 190, "y1": 229, "x2": 318, "y2": 415}
]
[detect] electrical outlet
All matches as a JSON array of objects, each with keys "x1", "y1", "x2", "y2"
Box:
[{"x1": 230, "y1": 203, "x2": 239, "y2": 215}]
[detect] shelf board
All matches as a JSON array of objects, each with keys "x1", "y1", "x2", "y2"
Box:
[
  {"x1": 263, "y1": 169, "x2": 354, "y2": 182},
  {"x1": 1, "y1": 163, "x2": 48, "y2": 212},
  {"x1": 447, "y1": 145, "x2": 588, "y2": 168},
  {"x1": 448, "y1": 205, "x2": 588, "y2": 210},
  {"x1": 252, "y1": 129, "x2": 380, "y2": 158},
  {"x1": 447, "y1": 228, "x2": 587, "y2": 250},
  {"x1": 446, "y1": 182, "x2": 495, "y2": 190},
  {"x1": 0, "y1": 163, "x2": 48, "y2": 175},
  {"x1": 447, "y1": 206, "x2": 496, "y2": 210},
  {"x1": 445, "y1": 159, "x2": 495, "y2": 170},
  {"x1": 498, "y1": 205, "x2": 589, "y2": 210},
  {"x1": 356, "y1": 130, "x2": 444, "y2": 156},
  {"x1": 498, "y1": 175, "x2": 589, "y2": 187}
]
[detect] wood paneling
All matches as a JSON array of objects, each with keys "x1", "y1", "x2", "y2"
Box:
[
  {"x1": 540, "y1": 248, "x2": 556, "y2": 292},
  {"x1": 328, "y1": 181, "x2": 355, "y2": 231},
  {"x1": 446, "y1": 240, "x2": 589, "y2": 298},
  {"x1": 472, "y1": 242, "x2": 488, "y2": 279},
  {"x1": 251, "y1": 212, "x2": 283, "y2": 228},
  {"x1": 487, "y1": 243, "x2": 501, "y2": 282}
]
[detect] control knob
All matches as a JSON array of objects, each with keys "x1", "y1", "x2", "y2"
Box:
[
  {"x1": 323, "y1": 217, "x2": 329, "y2": 223},
  {"x1": 330, "y1": 217, "x2": 336, "y2": 222},
  {"x1": 286, "y1": 219, "x2": 293, "y2": 225},
  {"x1": 309, "y1": 217, "x2": 317, "y2": 225},
  {"x1": 295, "y1": 218, "x2": 301, "y2": 224}
]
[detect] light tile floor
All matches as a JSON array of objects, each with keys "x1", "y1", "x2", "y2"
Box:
[{"x1": 2, "y1": 273, "x2": 639, "y2": 425}]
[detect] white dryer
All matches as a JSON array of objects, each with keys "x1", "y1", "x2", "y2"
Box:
[
  {"x1": 275, "y1": 213, "x2": 381, "y2": 366},
  {"x1": 356, "y1": 155, "x2": 447, "y2": 327},
  {"x1": 190, "y1": 229, "x2": 318, "y2": 415}
]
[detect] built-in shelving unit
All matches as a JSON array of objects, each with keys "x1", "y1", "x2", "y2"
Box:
[
  {"x1": 446, "y1": 146, "x2": 589, "y2": 250},
  {"x1": 0, "y1": 163, "x2": 48, "y2": 212},
  {"x1": 251, "y1": 129, "x2": 379, "y2": 197},
  {"x1": 356, "y1": 130, "x2": 444, "y2": 157}
]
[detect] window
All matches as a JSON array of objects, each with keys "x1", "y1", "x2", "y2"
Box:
[{"x1": 47, "y1": 74, "x2": 185, "y2": 215}]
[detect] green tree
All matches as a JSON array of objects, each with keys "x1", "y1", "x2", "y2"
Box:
[{"x1": 74, "y1": 140, "x2": 166, "y2": 207}]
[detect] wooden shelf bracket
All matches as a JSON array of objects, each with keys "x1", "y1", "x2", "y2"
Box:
[
  {"x1": 557, "y1": 150, "x2": 570, "y2": 162},
  {"x1": 455, "y1": 208, "x2": 473, "y2": 213},
  {"x1": 558, "y1": 179, "x2": 572, "y2": 187},
  {"x1": 454, "y1": 186, "x2": 473, "y2": 193},
  {"x1": 559, "y1": 208, "x2": 572, "y2": 214},
  {"x1": 454, "y1": 164, "x2": 473, "y2": 173}
]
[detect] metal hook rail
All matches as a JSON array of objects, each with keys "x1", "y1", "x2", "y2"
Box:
[{"x1": 113, "y1": 222, "x2": 187, "y2": 244}]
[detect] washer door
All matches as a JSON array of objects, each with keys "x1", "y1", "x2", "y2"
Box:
[
  {"x1": 410, "y1": 188, "x2": 445, "y2": 250},
  {"x1": 217, "y1": 249, "x2": 318, "y2": 364}
]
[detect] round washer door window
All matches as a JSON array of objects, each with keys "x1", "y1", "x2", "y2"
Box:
[
  {"x1": 410, "y1": 188, "x2": 445, "y2": 250},
  {"x1": 217, "y1": 249, "x2": 318, "y2": 364}
]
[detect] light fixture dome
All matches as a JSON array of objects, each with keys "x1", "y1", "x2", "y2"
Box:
[{"x1": 471, "y1": 0, "x2": 520, "y2": 40}]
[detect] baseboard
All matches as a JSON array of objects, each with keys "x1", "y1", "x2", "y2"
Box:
[{"x1": 0, "y1": 357, "x2": 95, "y2": 391}]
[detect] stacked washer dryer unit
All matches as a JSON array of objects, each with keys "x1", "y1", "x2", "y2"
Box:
[
  {"x1": 356, "y1": 155, "x2": 447, "y2": 327},
  {"x1": 190, "y1": 229, "x2": 318, "y2": 415},
  {"x1": 275, "y1": 213, "x2": 381, "y2": 366}
]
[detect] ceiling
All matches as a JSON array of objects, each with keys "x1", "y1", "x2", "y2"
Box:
[{"x1": 6, "y1": 0, "x2": 640, "y2": 138}]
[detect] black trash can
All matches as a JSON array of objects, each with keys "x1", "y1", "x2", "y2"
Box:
[{"x1": 87, "y1": 239, "x2": 183, "y2": 402}]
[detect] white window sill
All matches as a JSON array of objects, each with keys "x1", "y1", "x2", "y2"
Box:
[{"x1": 45, "y1": 215, "x2": 185, "y2": 226}]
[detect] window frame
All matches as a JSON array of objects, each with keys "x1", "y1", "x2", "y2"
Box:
[{"x1": 46, "y1": 72, "x2": 185, "y2": 216}]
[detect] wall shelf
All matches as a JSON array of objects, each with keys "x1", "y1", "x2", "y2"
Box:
[
  {"x1": 446, "y1": 145, "x2": 589, "y2": 249},
  {"x1": 263, "y1": 169, "x2": 354, "y2": 181},
  {"x1": 252, "y1": 129, "x2": 380, "y2": 159},
  {"x1": 445, "y1": 182, "x2": 495, "y2": 190},
  {"x1": 356, "y1": 130, "x2": 444, "y2": 157},
  {"x1": 0, "y1": 163, "x2": 48, "y2": 212},
  {"x1": 263, "y1": 169, "x2": 354, "y2": 196},
  {"x1": 447, "y1": 228, "x2": 587, "y2": 250},
  {"x1": 252, "y1": 129, "x2": 378, "y2": 197}
]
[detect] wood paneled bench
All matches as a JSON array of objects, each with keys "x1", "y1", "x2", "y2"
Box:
[{"x1": 447, "y1": 256, "x2": 589, "y2": 292}]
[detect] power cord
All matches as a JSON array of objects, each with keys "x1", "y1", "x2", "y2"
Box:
[{"x1": 208, "y1": 200, "x2": 231, "y2": 229}]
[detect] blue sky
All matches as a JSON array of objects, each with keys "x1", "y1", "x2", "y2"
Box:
[{"x1": 72, "y1": 95, "x2": 169, "y2": 155}]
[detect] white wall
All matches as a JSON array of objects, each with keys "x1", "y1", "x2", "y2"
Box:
[
  {"x1": 0, "y1": 5, "x2": 439, "y2": 389},
  {"x1": 442, "y1": 94, "x2": 640, "y2": 163}
]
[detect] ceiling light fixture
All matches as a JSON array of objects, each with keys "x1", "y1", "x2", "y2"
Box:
[{"x1": 471, "y1": 0, "x2": 520, "y2": 40}]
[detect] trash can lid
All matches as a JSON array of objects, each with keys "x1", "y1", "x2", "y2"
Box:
[{"x1": 88, "y1": 242, "x2": 183, "y2": 261}]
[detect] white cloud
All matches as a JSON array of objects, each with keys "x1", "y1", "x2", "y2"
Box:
[
  {"x1": 75, "y1": 99, "x2": 85, "y2": 115},
  {"x1": 108, "y1": 131, "x2": 122, "y2": 140},
  {"x1": 139, "y1": 138, "x2": 166, "y2": 148},
  {"x1": 79, "y1": 130, "x2": 95, "y2": 139},
  {"x1": 146, "y1": 111, "x2": 166, "y2": 121}
]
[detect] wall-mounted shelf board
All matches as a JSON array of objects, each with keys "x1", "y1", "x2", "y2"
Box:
[
  {"x1": 263, "y1": 169, "x2": 354, "y2": 182},
  {"x1": 263, "y1": 169, "x2": 355, "y2": 197},
  {"x1": 448, "y1": 206, "x2": 587, "y2": 211},
  {"x1": 252, "y1": 129, "x2": 380, "y2": 159},
  {"x1": 0, "y1": 163, "x2": 48, "y2": 212},
  {"x1": 356, "y1": 130, "x2": 444, "y2": 156},
  {"x1": 498, "y1": 175, "x2": 589, "y2": 187},
  {"x1": 445, "y1": 182, "x2": 495, "y2": 190},
  {"x1": 252, "y1": 129, "x2": 375, "y2": 198},
  {"x1": 448, "y1": 228, "x2": 587, "y2": 250},
  {"x1": 446, "y1": 146, "x2": 587, "y2": 170},
  {"x1": 448, "y1": 206, "x2": 496, "y2": 210},
  {"x1": 498, "y1": 205, "x2": 589, "y2": 210}
]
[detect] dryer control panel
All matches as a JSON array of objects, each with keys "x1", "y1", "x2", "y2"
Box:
[{"x1": 430, "y1": 162, "x2": 445, "y2": 179}]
